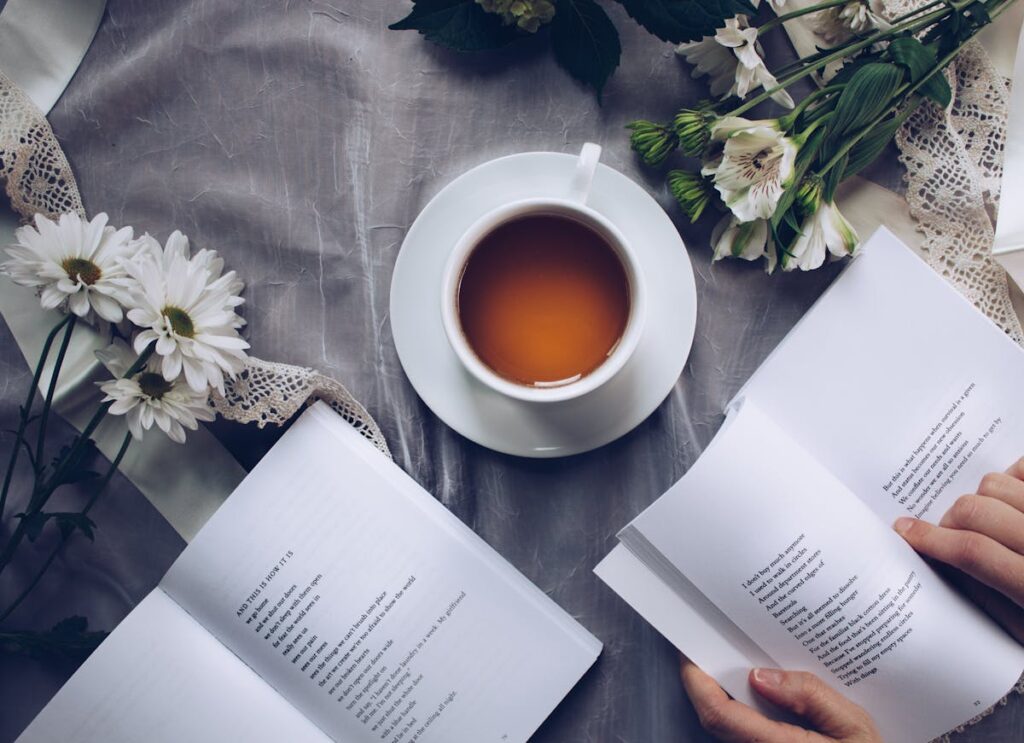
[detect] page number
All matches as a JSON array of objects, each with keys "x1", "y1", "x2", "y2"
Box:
[{"x1": 974, "y1": 700, "x2": 982, "y2": 707}]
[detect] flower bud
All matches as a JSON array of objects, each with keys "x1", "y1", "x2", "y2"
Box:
[
  {"x1": 796, "y1": 175, "x2": 824, "y2": 215},
  {"x1": 673, "y1": 107, "x2": 716, "y2": 157},
  {"x1": 476, "y1": 0, "x2": 555, "y2": 32},
  {"x1": 627, "y1": 120, "x2": 679, "y2": 167},
  {"x1": 667, "y1": 170, "x2": 716, "y2": 223}
]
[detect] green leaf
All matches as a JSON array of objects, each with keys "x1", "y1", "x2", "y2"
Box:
[
  {"x1": 50, "y1": 438, "x2": 100, "y2": 489},
  {"x1": 782, "y1": 208, "x2": 801, "y2": 232},
  {"x1": 0, "y1": 616, "x2": 106, "y2": 662},
  {"x1": 53, "y1": 512, "x2": 97, "y2": 541},
  {"x1": 920, "y1": 74, "x2": 951, "y2": 108},
  {"x1": 841, "y1": 117, "x2": 902, "y2": 180},
  {"x1": 966, "y1": 2, "x2": 991, "y2": 26},
  {"x1": 828, "y1": 63, "x2": 905, "y2": 139},
  {"x1": 16, "y1": 511, "x2": 49, "y2": 542},
  {"x1": 888, "y1": 37, "x2": 950, "y2": 107},
  {"x1": 615, "y1": 0, "x2": 755, "y2": 44},
  {"x1": 771, "y1": 185, "x2": 802, "y2": 231},
  {"x1": 389, "y1": 0, "x2": 521, "y2": 51},
  {"x1": 823, "y1": 154, "x2": 847, "y2": 202},
  {"x1": 796, "y1": 126, "x2": 826, "y2": 169},
  {"x1": 888, "y1": 37, "x2": 934, "y2": 82},
  {"x1": 551, "y1": 0, "x2": 622, "y2": 98}
]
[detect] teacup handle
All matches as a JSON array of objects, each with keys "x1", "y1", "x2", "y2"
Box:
[{"x1": 568, "y1": 142, "x2": 601, "y2": 205}]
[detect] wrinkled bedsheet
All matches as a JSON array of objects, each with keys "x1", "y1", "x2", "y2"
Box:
[{"x1": 1, "y1": 1, "x2": 1021, "y2": 740}]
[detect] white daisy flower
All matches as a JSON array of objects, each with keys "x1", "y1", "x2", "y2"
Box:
[
  {"x1": 702, "y1": 119, "x2": 798, "y2": 222},
  {"x1": 122, "y1": 231, "x2": 248, "y2": 394},
  {"x1": 786, "y1": 201, "x2": 859, "y2": 271},
  {"x1": 816, "y1": 1, "x2": 890, "y2": 46},
  {"x1": 2, "y1": 212, "x2": 135, "y2": 322},
  {"x1": 97, "y1": 340, "x2": 215, "y2": 444},
  {"x1": 677, "y1": 17, "x2": 795, "y2": 109}
]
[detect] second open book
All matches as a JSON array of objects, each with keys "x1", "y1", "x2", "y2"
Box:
[
  {"x1": 19, "y1": 402, "x2": 600, "y2": 743},
  {"x1": 597, "y1": 228, "x2": 1024, "y2": 743}
]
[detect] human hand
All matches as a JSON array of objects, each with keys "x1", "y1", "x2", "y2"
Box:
[
  {"x1": 680, "y1": 658, "x2": 881, "y2": 742},
  {"x1": 893, "y1": 458, "x2": 1024, "y2": 644}
]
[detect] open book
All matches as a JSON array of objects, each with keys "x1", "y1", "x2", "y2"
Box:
[
  {"x1": 19, "y1": 403, "x2": 601, "y2": 743},
  {"x1": 596, "y1": 228, "x2": 1024, "y2": 743}
]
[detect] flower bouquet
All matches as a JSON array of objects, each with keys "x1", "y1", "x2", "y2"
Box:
[
  {"x1": 0, "y1": 212, "x2": 247, "y2": 656},
  {"x1": 630, "y1": 0, "x2": 1014, "y2": 272}
]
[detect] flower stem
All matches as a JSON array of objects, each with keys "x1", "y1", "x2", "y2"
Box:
[
  {"x1": 41, "y1": 342, "x2": 154, "y2": 496},
  {"x1": 0, "y1": 431, "x2": 131, "y2": 625},
  {"x1": 728, "y1": 2, "x2": 968, "y2": 118},
  {"x1": 780, "y1": 85, "x2": 841, "y2": 130},
  {"x1": 758, "y1": 0, "x2": 853, "y2": 35},
  {"x1": 888, "y1": 0, "x2": 947, "y2": 24},
  {"x1": 33, "y1": 315, "x2": 77, "y2": 485},
  {"x1": 0, "y1": 344, "x2": 154, "y2": 579},
  {"x1": 0, "y1": 315, "x2": 71, "y2": 524}
]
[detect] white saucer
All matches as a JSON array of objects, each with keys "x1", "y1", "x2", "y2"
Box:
[{"x1": 389, "y1": 151, "x2": 697, "y2": 458}]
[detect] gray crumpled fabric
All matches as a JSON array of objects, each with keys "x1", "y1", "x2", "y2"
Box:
[{"x1": 1, "y1": 1, "x2": 1022, "y2": 740}]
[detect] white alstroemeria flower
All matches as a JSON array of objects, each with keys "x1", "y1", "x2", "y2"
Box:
[
  {"x1": 677, "y1": 17, "x2": 794, "y2": 109},
  {"x1": 97, "y1": 340, "x2": 215, "y2": 444},
  {"x1": 712, "y1": 215, "x2": 770, "y2": 262},
  {"x1": 816, "y1": 1, "x2": 890, "y2": 46},
  {"x1": 2, "y1": 212, "x2": 135, "y2": 322},
  {"x1": 709, "y1": 116, "x2": 783, "y2": 142},
  {"x1": 122, "y1": 231, "x2": 248, "y2": 393},
  {"x1": 702, "y1": 119, "x2": 798, "y2": 222},
  {"x1": 676, "y1": 32, "x2": 738, "y2": 99},
  {"x1": 786, "y1": 201, "x2": 859, "y2": 271}
]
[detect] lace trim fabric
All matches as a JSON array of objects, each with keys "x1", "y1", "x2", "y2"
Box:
[
  {"x1": 883, "y1": 1, "x2": 1024, "y2": 346},
  {"x1": 0, "y1": 69, "x2": 391, "y2": 458},
  {"x1": 209, "y1": 358, "x2": 390, "y2": 455},
  {"x1": 0, "y1": 71, "x2": 84, "y2": 221}
]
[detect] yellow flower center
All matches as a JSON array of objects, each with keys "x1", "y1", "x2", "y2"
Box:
[
  {"x1": 138, "y1": 372, "x2": 173, "y2": 400},
  {"x1": 162, "y1": 306, "x2": 195, "y2": 338},
  {"x1": 61, "y1": 257, "x2": 102, "y2": 285}
]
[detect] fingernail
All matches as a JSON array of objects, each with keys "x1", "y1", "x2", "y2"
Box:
[
  {"x1": 752, "y1": 668, "x2": 785, "y2": 687},
  {"x1": 893, "y1": 517, "x2": 915, "y2": 535}
]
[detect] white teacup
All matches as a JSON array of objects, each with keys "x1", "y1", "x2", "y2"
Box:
[{"x1": 440, "y1": 143, "x2": 647, "y2": 404}]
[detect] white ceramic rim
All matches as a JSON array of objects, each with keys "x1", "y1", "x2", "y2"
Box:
[
  {"x1": 389, "y1": 150, "x2": 697, "y2": 458},
  {"x1": 440, "y1": 197, "x2": 647, "y2": 404}
]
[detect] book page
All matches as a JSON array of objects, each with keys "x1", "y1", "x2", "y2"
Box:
[
  {"x1": 16, "y1": 590, "x2": 327, "y2": 743},
  {"x1": 594, "y1": 545, "x2": 777, "y2": 713},
  {"x1": 738, "y1": 228, "x2": 1024, "y2": 524},
  {"x1": 160, "y1": 403, "x2": 600, "y2": 743},
  {"x1": 623, "y1": 402, "x2": 1024, "y2": 743}
]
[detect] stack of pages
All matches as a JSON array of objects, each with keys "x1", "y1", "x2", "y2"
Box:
[
  {"x1": 19, "y1": 403, "x2": 601, "y2": 743},
  {"x1": 597, "y1": 228, "x2": 1024, "y2": 742}
]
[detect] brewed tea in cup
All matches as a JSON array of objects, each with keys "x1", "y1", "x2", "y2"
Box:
[{"x1": 441, "y1": 144, "x2": 646, "y2": 404}]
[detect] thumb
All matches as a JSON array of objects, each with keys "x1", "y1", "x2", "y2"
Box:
[{"x1": 750, "y1": 669, "x2": 876, "y2": 739}]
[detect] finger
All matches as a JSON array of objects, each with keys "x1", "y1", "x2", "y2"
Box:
[
  {"x1": 943, "y1": 570, "x2": 1024, "y2": 646},
  {"x1": 895, "y1": 517, "x2": 1024, "y2": 606},
  {"x1": 749, "y1": 668, "x2": 877, "y2": 739},
  {"x1": 1005, "y1": 457, "x2": 1024, "y2": 482},
  {"x1": 978, "y1": 472, "x2": 1024, "y2": 514},
  {"x1": 679, "y1": 659, "x2": 819, "y2": 743},
  {"x1": 939, "y1": 494, "x2": 1024, "y2": 554}
]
